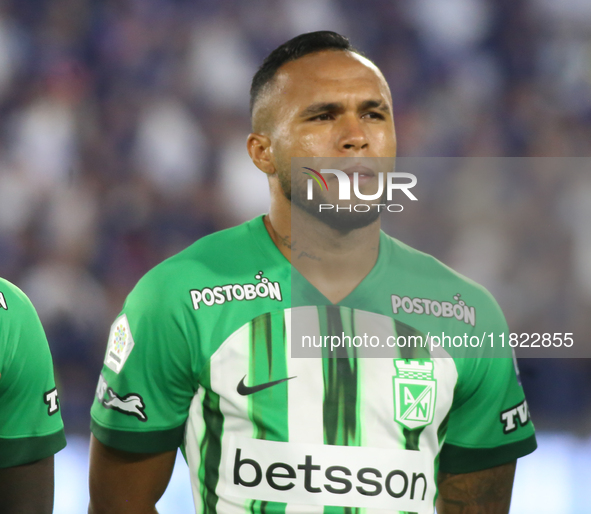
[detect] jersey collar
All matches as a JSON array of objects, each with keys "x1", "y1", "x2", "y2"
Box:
[{"x1": 249, "y1": 214, "x2": 392, "y2": 308}]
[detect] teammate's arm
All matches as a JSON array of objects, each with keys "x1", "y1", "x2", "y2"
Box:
[
  {"x1": 0, "y1": 456, "x2": 55, "y2": 513},
  {"x1": 436, "y1": 460, "x2": 516, "y2": 514},
  {"x1": 88, "y1": 435, "x2": 176, "y2": 514}
]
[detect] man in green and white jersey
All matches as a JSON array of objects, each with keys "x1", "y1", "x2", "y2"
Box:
[
  {"x1": 0, "y1": 277, "x2": 66, "y2": 513},
  {"x1": 89, "y1": 32, "x2": 536, "y2": 514}
]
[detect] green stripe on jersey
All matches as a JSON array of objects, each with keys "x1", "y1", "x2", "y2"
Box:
[
  {"x1": 248, "y1": 311, "x2": 289, "y2": 514},
  {"x1": 249, "y1": 312, "x2": 289, "y2": 442},
  {"x1": 321, "y1": 307, "x2": 361, "y2": 514},
  {"x1": 201, "y1": 386, "x2": 224, "y2": 514},
  {"x1": 321, "y1": 306, "x2": 360, "y2": 448}
]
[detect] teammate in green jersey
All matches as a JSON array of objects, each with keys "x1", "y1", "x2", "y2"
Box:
[
  {"x1": 89, "y1": 32, "x2": 536, "y2": 514},
  {"x1": 0, "y1": 277, "x2": 66, "y2": 513}
]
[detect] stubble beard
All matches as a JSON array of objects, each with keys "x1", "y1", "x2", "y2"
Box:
[{"x1": 278, "y1": 170, "x2": 383, "y2": 234}]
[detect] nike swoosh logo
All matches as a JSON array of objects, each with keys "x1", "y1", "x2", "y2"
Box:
[{"x1": 237, "y1": 375, "x2": 296, "y2": 396}]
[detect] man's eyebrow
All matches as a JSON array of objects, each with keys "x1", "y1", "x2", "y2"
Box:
[
  {"x1": 299, "y1": 102, "x2": 345, "y2": 118},
  {"x1": 299, "y1": 100, "x2": 391, "y2": 118},
  {"x1": 359, "y1": 99, "x2": 391, "y2": 113}
]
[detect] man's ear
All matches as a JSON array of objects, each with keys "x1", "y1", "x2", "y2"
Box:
[{"x1": 247, "y1": 133, "x2": 275, "y2": 176}]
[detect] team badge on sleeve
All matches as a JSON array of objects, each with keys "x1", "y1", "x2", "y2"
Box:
[
  {"x1": 44, "y1": 388, "x2": 60, "y2": 415},
  {"x1": 104, "y1": 314, "x2": 135, "y2": 374},
  {"x1": 393, "y1": 360, "x2": 437, "y2": 430},
  {"x1": 500, "y1": 399, "x2": 530, "y2": 434},
  {"x1": 103, "y1": 389, "x2": 147, "y2": 421},
  {"x1": 95, "y1": 373, "x2": 147, "y2": 421}
]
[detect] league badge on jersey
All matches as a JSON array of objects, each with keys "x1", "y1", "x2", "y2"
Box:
[
  {"x1": 393, "y1": 360, "x2": 437, "y2": 430},
  {"x1": 104, "y1": 314, "x2": 135, "y2": 374}
]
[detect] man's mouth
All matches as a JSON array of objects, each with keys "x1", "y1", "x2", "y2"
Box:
[{"x1": 342, "y1": 165, "x2": 376, "y2": 185}]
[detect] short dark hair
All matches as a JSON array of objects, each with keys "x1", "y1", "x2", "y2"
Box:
[{"x1": 249, "y1": 31, "x2": 362, "y2": 115}]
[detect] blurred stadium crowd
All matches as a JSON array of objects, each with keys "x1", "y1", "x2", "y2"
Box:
[{"x1": 0, "y1": 0, "x2": 590, "y2": 432}]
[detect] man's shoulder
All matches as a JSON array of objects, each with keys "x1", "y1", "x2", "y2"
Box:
[
  {"x1": 126, "y1": 217, "x2": 269, "y2": 305},
  {"x1": 0, "y1": 277, "x2": 39, "y2": 322},
  {"x1": 383, "y1": 233, "x2": 504, "y2": 315},
  {"x1": 0, "y1": 277, "x2": 51, "y2": 379}
]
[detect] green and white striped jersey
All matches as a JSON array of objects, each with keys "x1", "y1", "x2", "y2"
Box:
[
  {"x1": 0, "y1": 277, "x2": 66, "y2": 468},
  {"x1": 91, "y1": 215, "x2": 536, "y2": 514}
]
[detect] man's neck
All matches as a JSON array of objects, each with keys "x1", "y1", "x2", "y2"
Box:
[{"x1": 264, "y1": 206, "x2": 380, "y2": 304}]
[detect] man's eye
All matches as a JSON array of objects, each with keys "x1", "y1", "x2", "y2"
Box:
[
  {"x1": 310, "y1": 113, "x2": 334, "y2": 121},
  {"x1": 363, "y1": 111, "x2": 385, "y2": 120}
]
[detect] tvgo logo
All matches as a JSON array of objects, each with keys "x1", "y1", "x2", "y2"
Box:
[
  {"x1": 222, "y1": 436, "x2": 434, "y2": 511},
  {"x1": 303, "y1": 168, "x2": 418, "y2": 213}
]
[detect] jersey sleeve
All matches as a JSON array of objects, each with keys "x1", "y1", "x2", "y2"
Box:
[
  {"x1": 90, "y1": 270, "x2": 198, "y2": 453},
  {"x1": 439, "y1": 295, "x2": 537, "y2": 474},
  {"x1": 0, "y1": 281, "x2": 66, "y2": 468}
]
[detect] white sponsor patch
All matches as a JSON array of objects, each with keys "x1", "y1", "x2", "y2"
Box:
[
  {"x1": 391, "y1": 293, "x2": 476, "y2": 327},
  {"x1": 190, "y1": 271, "x2": 282, "y2": 311},
  {"x1": 104, "y1": 314, "x2": 135, "y2": 374},
  {"x1": 221, "y1": 436, "x2": 435, "y2": 512},
  {"x1": 0, "y1": 292, "x2": 7, "y2": 310}
]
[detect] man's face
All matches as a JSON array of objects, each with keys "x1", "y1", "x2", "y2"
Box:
[{"x1": 259, "y1": 50, "x2": 397, "y2": 232}]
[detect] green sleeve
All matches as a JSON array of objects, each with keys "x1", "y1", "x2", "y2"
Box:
[
  {"x1": 90, "y1": 270, "x2": 197, "y2": 453},
  {"x1": 440, "y1": 295, "x2": 537, "y2": 474},
  {"x1": 0, "y1": 279, "x2": 66, "y2": 468}
]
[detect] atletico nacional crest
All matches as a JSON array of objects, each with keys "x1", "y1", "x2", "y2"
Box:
[{"x1": 393, "y1": 360, "x2": 437, "y2": 430}]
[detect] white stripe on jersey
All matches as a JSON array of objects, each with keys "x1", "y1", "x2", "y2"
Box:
[
  {"x1": 353, "y1": 310, "x2": 406, "y2": 452},
  {"x1": 211, "y1": 323, "x2": 255, "y2": 514},
  {"x1": 285, "y1": 308, "x2": 325, "y2": 514},
  {"x1": 185, "y1": 387, "x2": 206, "y2": 514}
]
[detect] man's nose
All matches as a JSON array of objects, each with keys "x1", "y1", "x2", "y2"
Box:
[{"x1": 338, "y1": 115, "x2": 369, "y2": 152}]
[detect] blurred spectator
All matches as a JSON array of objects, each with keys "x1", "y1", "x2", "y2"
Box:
[{"x1": 134, "y1": 96, "x2": 206, "y2": 195}]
